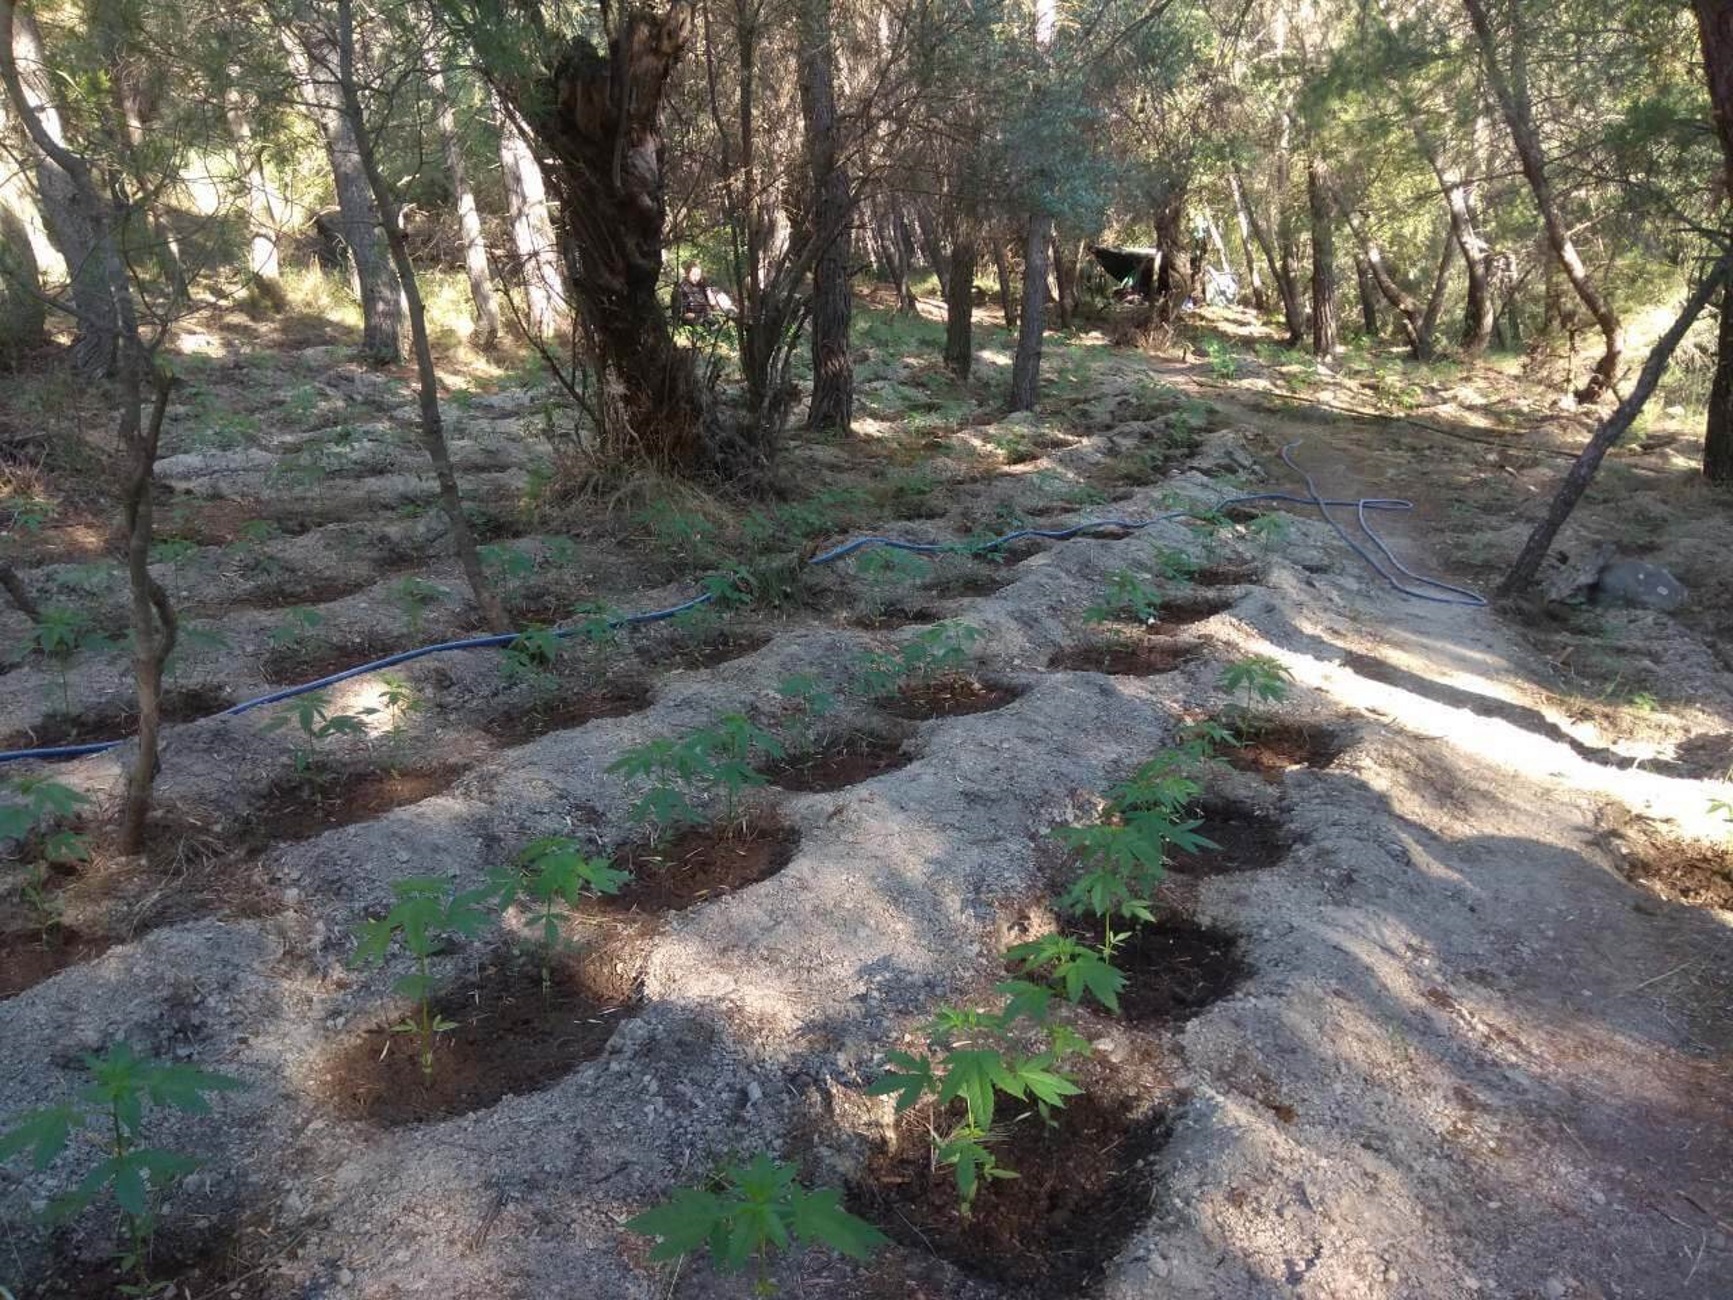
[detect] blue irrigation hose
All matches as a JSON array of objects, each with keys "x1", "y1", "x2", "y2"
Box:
[{"x1": 0, "y1": 443, "x2": 1482, "y2": 765}]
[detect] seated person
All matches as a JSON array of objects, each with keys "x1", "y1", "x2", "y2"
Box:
[{"x1": 674, "y1": 260, "x2": 713, "y2": 325}]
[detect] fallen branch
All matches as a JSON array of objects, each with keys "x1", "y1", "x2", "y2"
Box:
[{"x1": 0, "y1": 563, "x2": 40, "y2": 622}]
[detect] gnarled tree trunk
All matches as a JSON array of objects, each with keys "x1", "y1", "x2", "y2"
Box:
[
  {"x1": 1693, "y1": 0, "x2": 1733, "y2": 481},
  {"x1": 492, "y1": 94, "x2": 564, "y2": 337}
]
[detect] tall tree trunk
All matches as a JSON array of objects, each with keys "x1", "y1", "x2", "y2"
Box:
[
  {"x1": 1693, "y1": 0, "x2": 1733, "y2": 481},
  {"x1": 911, "y1": 201, "x2": 949, "y2": 297},
  {"x1": 799, "y1": 0, "x2": 852, "y2": 434},
  {"x1": 891, "y1": 208, "x2": 918, "y2": 312},
  {"x1": 224, "y1": 77, "x2": 286, "y2": 309},
  {"x1": 282, "y1": 21, "x2": 402, "y2": 363},
  {"x1": 1008, "y1": 212, "x2": 1050, "y2": 411},
  {"x1": 1227, "y1": 171, "x2": 1268, "y2": 312},
  {"x1": 330, "y1": 0, "x2": 507, "y2": 632},
  {"x1": 1308, "y1": 157, "x2": 1337, "y2": 359},
  {"x1": 1501, "y1": 255, "x2": 1730, "y2": 593},
  {"x1": 1238, "y1": 164, "x2": 1302, "y2": 341},
  {"x1": 0, "y1": 0, "x2": 169, "y2": 851},
  {"x1": 9, "y1": 8, "x2": 118, "y2": 375},
  {"x1": 993, "y1": 238, "x2": 1017, "y2": 328},
  {"x1": 423, "y1": 52, "x2": 500, "y2": 348},
  {"x1": 1463, "y1": 0, "x2": 1621, "y2": 402},
  {"x1": 945, "y1": 223, "x2": 976, "y2": 378},
  {"x1": 1354, "y1": 256, "x2": 1380, "y2": 337},
  {"x1": 492, "y1": 94, "x2": 564, "y2": 337},
  {"x1": 1052, "y1": 233, "x2": 1079, "y2": 327}
]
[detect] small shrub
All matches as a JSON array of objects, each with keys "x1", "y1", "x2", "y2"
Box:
[{"x1": 489, "y1": 836, "x2": 628, "y2": 991}]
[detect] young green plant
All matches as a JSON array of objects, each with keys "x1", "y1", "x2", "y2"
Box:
[
  {"x1": 352, "y1": 876, "x2": 498, "y2": 1077},
  {"x1": 625, "y1": 1154, "x2": 887, "y2": 1293},
  {"x1": 0, "y1": 1042, "x2": 243, "y2": 1291},
  {"x1": 261, "y1": 691, "x2": 369, "y2": 795},
  {"x1": 489, "y1": 836, "x2": 628, "y2": 991}
]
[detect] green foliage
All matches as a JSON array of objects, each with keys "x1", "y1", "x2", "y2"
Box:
[
  {"x1": 775, "y1": 672, "x2": 837, "y2": 751},
  {"x1": 501, "y1": 626, "x2": 562, "y2": 693},
  {"x1": 868, "y1": 995, "x2": 1086, "y2": 1215},
  {"x1": 261, "y1": 690, "x2": 368, "y2": 790},
  {"x1": 852, "y1": 546, "x2": 932, "y2": 618},
  {"x1": 267, "y1": 606, "x2": 324, "y2": 650},
  {"x1": 1150, "y1": 545, "x2": 1201, "y2": 584},
  {"x1": 625, "y1": 1154, "x2": 887, "y2": 1287},
  {"x1": 1218, "y1": 654, "x2": 1293, "y2": 716},
  {"x1": 1201, "y1": 338, "x2": 1238, "y2": 379},
  {"x1": 854, "y1": 622, "x2": 982, "y2": 697},
  {"x1": 607, "y1": 714, "x2": 784, "y2": 837},
  {"x1": 479, "y1": 542, "x2": 537, "y2": 606},
  {"x1": 1244, "y1": 514, "x2": 1291, "y2": 552},
  {"x1": 0, "y1": 1042, "x2": 243, "y2": 1288},
  {"x1": 1084, "y1": 569, "x2": 1163, "y2": 626},
  {"x1": 1004, "y1": 932, "x2": 1125, "y2": 1014},
  {"x1": 1052, "y1": 749, "x2": 1215, "y2": 955},
  {"x1": 2, "y1": 777, "x2": 91, "y2": 938},
  {"x1": 16, "y1": 606, "x2": 107, "y2": 713},
  {"x1": 391, "y1": 577, "x2": 445, "y2": 636},
  {"x1": 352, "y1": 876, "x2": 498, "y2": 1077},
  {"x1": 489, "y1": 836, "x2": 628, "y2": 990}
]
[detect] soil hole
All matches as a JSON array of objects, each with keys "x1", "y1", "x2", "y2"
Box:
[
  {"x1": 1194, "y1": 562, "x2": 1262, "y2": 587},
  {"x1": 29, "y1": 1222, "x2": 249, "y2": 1299},
  {"x1": 1623, "y1": 835, "x2": 1733, "y2": 911},
  {"x1": 604, "y1": 818, "x2": 799, "y2": 914},
  {"x1": 1, "y1": 684, "x2": 235, "y2": 751},
  {"x1": 879, "y1": 675, "x2": 1024, "y2": 720},
  {"x1": 924, "y1": 568, "x2": 1014, "y2": 599},
  {"x1": 0, "y1": 928, "x2": 115, "y2": 999},
  {"x1": 261, "y1": 633, "x2": 403, "y2": 686},
  {"x1": 1068, "y1": 914, "x2": 1248, "y2": 1025},
  {"x1": 321, "y1": 951, "x2": 631, "y2": 1125},
  {"x1": 481, "y1": 680, "x2": 652, "y2": 746},
  {"x1": 1152, "y1": 592, "x2": 1236, "y2": 630},
  {"x1": 853, "y1": 1091, "x2": 1171, "y2": 1296},
  {"x1": 765, "y1": 735, "x2": 914, "y2": 792},
  {"x1": 1171, "y1": 801, "x2": 1291, "y2": 875},
  {"x1": 241, "y1": 765, "x2": 464, "y2": 846},
  {"x1": 635, "y1": 628, "x2": 771, "y2": 671},
  {"x1": 1223, "y1": 722, "x2": 1347, "y2": 777},
  {"x1": 845, "y1": 604, "x2": 941, "y2": 631},
  {"x1": 1047, "y1": 636, "x2": 1198, "y2": 676}
]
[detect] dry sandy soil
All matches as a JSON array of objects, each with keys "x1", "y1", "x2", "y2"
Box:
[{"x1": 1, "y1": 303, "x2": 1730, "y2": 1300}]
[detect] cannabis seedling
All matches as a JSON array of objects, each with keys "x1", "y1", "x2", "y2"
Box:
[
  {"x1": 352, "y1": 876, "x2": 497, "y2": 1077},
  {"x1": 608, "y1": 714, "x2": 783, "y2": 838},
  {"x1": 775, "y1": 673, "x2": 837, "y2": 752},
  {"x1": 0, "y1": 1042, "x2": 243, "y2": 1290},
  {"x1": 261, "y1": 691, "x2": 368, "y2": 794},
  {"x1": 18, "y1": 606, "x2": 105, "y2": 713},
  {"x1": 1004, "y1": 933, "x2": 1125, "y2": 1014},
  {"x1": 625, "y1": 1154, "x2": 887, "y2": 1292},
  {"x1": 1218, "y1": 654, "x2": 1293, "y2": 724},
  {"x1": 1084, "y1": 569, "x2": 1163, "y2": 627},
  {"x1": 854, "y1": 622, "x2": 982, "y2": 698},
  {"x1": 2, "y1": 777, "x2": 91, "y2": 940},
  {"x1": 489, "y1": 836, "x2": 628, "y2": 990},
  {"x1": 266, "y1": 606, "x2": 324, "y2": 650},
  {"x1": 391, "y1": 576, "x2": 445, "y2": 636},
  {"x1": 501, "y1": 626, "x2": 562, "y2": 698},
  {"x1": 869, "y1": 1001, "x2": 1086, "y2": 1214}
]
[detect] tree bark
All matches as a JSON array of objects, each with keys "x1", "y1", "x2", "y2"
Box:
[
  {"x1": 223, "y1": 78, "x2": 286, "y2": 309},
  {"x1": 0, "y1": 0, "x2": 169, "y2": 851},
  {"x1": 331, "y1": 0, "x2": 507, "y2": 632},
  {"x1": 1463, "y1": 0, "x2": 1621, "y2": 401},
  {"x1": 8, "y1": 8, "x2": 118, "y2": 375},
  {"x1": 1354, "y1": 256, "x2": 1380, "y2": 337},
  {"x1": 1335, "y1": 193, "x2": 1430, "y2": 359},
  {"x1": 1692, "y1": 0, "x2": 1733, "y2": 481},
  {"x1": 1308, "y1": 156, "x2": 1337, "y2": 359},
  {"x1": 1500, "y1": 255, "x2": 1730, "y2": 594},
  {"x1": 799, "y1": 0, "x2": 852, "y2": 434},
  {"x1": 993, "y1": 237, "x2": 1017, "y2": 328},
  {"x1": 1227, "y1": 171, "x2": 1268, "y2": 313},
  {"x1": 945, "y1": 224, "x2": 976, "y2": 377},
  {"x1": 1008, "y1": 212, "x2": 1050, "y2": 411},
  {"x1": 1236, "y1": 161, "x2": 1302, "y2": 342},
  {"x1": 492, "y1": 94, "x2": 564, "y2": 337},
  {"x1": 510, "y1": 5, "x2": 719, "y2": 476},
  {"x1": 423, "y1": 52, "x2": 500, "y2": 348},
  {"x1": 282, "y1": 20, "x2": 402, "y2": 363}
]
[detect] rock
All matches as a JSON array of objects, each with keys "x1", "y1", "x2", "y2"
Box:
[
  {"x1": 1594, "y1": 559, "x2": 1687, "y2": 611},
  {"x1": 1543, "y1": 1277, "x2": 1567, "y2": 1300}
]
